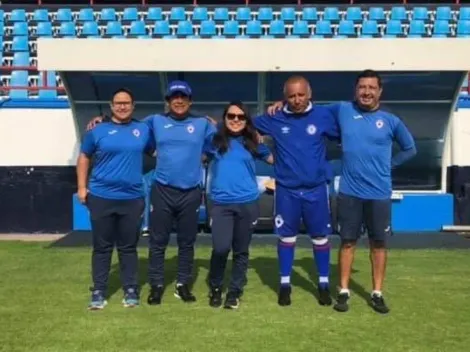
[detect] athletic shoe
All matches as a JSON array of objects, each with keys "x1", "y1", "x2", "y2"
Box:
[
  {"x1": 224, "y1": 291, "x2": 240, "y2": 309},
  {"x1": 88, "y1": 290, "x2": 107, "y2": 311},
  {"x1": 333, "y1": 292, "x2": 350, "y2": 312},
  {"x1": 122, "y1": 287, "x2": 139, "y2": 308},
  {"x1": 209, "y1": 287, "x2": 223, "y2": 308},
  {"x1": 278, "y1": 285, "x2": 292, "y2": 306},
  {"x1": 371, "y1": 293, "x2": 390, "y2": 314},
  {"x1": 174, "y1": 284, "x2": 196, "y2": 303},
  {"x1": 141, "y1": 228, "x2": 150, "y2": 237},
  {"x1": 147, "y1": 285, "x2": 164, "y2": 305},
  {"x1": 318, "y1": 286, "x2": 333, "y2": 306}
]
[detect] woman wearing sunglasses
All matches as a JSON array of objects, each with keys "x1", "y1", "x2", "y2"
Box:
[{"x1": 205, "y1": 101, "x2": 273, "y2": 309}]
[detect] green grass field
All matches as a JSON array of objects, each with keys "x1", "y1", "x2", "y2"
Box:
[{"x1": 0, "y1": 241, "x2": 469, "y2": 352}]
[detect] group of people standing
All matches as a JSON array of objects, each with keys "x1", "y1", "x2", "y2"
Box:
[{"x1": 77, "y1": 69, "x2": 416, "y2": 314}]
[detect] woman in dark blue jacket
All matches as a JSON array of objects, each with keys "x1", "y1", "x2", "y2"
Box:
[{"x1": 205, "y1": 101, "x2": 273, "y2": 309}]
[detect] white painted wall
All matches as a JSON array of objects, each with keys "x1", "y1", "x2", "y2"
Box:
[
  {"x1": 0, "y1": 108, "x2": 78, "y2": 166},
  {"x1": 450, "y1": 108, "x2": 470, "y2": 168}
]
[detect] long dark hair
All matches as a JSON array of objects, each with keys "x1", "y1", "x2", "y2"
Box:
[{"x1": 212, "y1": 101, "x2": 260, "y2": 156}]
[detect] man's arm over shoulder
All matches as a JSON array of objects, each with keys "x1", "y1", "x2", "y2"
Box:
[
  {"x1": 80, "y1": 129, "x2": 97, "y2": 157},
  {"x1": 391, "y1": 115, "x2": 417, "y2": 167},
  {"x1": 253, "y1": 114, "x2": 273, "y2": 136},
  {"x1": 321, "y1": 105, "x2": 341, "y2": 141},
  {"x1": 256, "y1": 142, "x2": 273, "y2": 164}
]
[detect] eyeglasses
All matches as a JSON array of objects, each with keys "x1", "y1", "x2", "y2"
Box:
[{"x1": 226, "y1": 113, "x2": 246, "y2": 121}]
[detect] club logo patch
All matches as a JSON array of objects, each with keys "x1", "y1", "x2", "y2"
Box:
[
  {"x1": 376, "y1": 119, "x2": 384, "y2": 129},
  {"x1": 306, "y1": 124, "x2": 317, "y2": 135},
  {"x1": 187, "y1": 124, "x2": 195, "y2": 134},
  {"x1": 274, "y1": 215, "x2": 284, "y2": 228},
  {"x1": 132, "y1": 129, "x2": 140, "y2": 137}
]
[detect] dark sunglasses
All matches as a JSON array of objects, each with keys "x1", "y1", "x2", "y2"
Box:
[{"x1": 226, "y1": 113, "x2": 246, "y2": 121}]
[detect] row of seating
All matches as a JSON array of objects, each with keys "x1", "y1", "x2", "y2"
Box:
[{"x1": 1, "y1": 7, "x2": 470, "y2": 24}]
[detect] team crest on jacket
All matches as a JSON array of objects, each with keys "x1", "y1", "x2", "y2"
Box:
[
  {"x1": 187, "y1": 124, "x2": 195, "y2": 134},
  {"x1": 306, "y1": 124, "x2": 317, "y2": 135},
  {"x1": 376, "y1": 119, "x2": 384, "y2": 129},
  {"x1": 132, "y1": 129, "x2": 140, "y2": 137}
]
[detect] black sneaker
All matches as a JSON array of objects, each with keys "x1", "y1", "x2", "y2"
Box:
[
  {"x1": 318, "y1": 286, "x2": 333, "y2": 306},
  {"x1": 278, "y1": 285, "x2": 292, "y2": 306},
  {"x1": 333, "y1": 292, "x2": 350, "y2": 312},
  {"x1": 209, "y1": 287, "x2": 223, "y2": 308},
  {"x1": 224, "y1": 291, "x2": 240, "y2": 309},
  {"x1": 147, "y1": 285, "x2": 164, "y2": 305},
  {"x1": 174, "y1": 284, "x2": 196, "y2": 303},
  {"x1": 370, "y1": 293, "x2": 390, "y2": 314}
]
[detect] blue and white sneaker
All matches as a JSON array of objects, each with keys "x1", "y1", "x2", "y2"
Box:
[
  {"x1": 88, "y1": 290, "x2": 107, "y2": 311},
  {"x1": 122, "y1": 287, "x2": 139, "y2": 308}
]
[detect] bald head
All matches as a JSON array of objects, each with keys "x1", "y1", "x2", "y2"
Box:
[{"x1": 283, "y1": 76, "x2": 312, "y2": 114}]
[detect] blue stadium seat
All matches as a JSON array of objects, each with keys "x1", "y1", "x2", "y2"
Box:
[
  {"x1": 315, "y1": 20, "x2": 332, "y2": 36},
  {"x1": 0, "y1": 22, "x2": 4, "y2": 36},
  {"x1": 433, "y1": 20, "x2": 450, "y2": 36},
  {"x1": 56, "y1": 8, "x2": 73, "y2": 22},
  {"x1": 192, "y1": 7, "x2": 208, "y2": 22},
  {"x1": 346, "y1": 7, "x2": 362, "y2": 22},
  {"x1": 176, "y1": 21, "x2": 193, "y2": 37},
  {"x1": 268, "y1": 20, "x2": 286, "y2": 37},
  {"x1": 435, "y1": 7, "x2": 452, "y2": 21},
  {"x1": 170, "y1": 7, "x2": 186, "y2": 22},
  {"x1": 236, "y1": 7, "x2": 252, "y2": 22},
  {"x1": 457, "y1": 20, "x2": 470, "y2": 37},
  {"x1": 409, "y1": 20, "x2": 426, "y2": 36},
  {"x1": 13, "y1": 52, "x2": 30, "y2": 67},
  {"x1": 390, "y1": 7, "x2": 407, "y2": 21},
  {"x1": 11, "y1": 37, "x2": 29, "y2": 52},
  {"x1": 129, "y1": 21, "x2": 146, "y2": 36},
  {"x1": 292, "y1": 20, "x2": 310, "y2": 37},
  {"x1": 368, "y1": 7, "x2": 385, "y2": 22},
  {"x1": 459, "y1": 8, "x2": 470, "y2": 21},
  {"x1": 123, "y1": 8, "x2": 139, "y2": 22},
  {"x1": 246, "y1": 20, "x2": 262, "y2": 37},
  {"x1": 9, "y1": 71, "x2": 29, "y2": 99},
  {"x1": 412, "y1": 7, "x2": 429, "y2": 21},
  {"x1": 10, "y1": 9, "x2": 27, "y2": 23},
  {"x1": 105, "y1": 21, "x2": 123, "y2": 37},
  {"x1": 13, "y1": 22, "x2": 28, "y2": 36},
  {"x1": 36, "y1": 22, "x2": 53, "y2": 37},
  {"x1": 222, "y1": 20, "x2": 239, "y2": 36},
  {"x1": 200, "y1": 20, "x2": 216, "y2": 37},
  {"x1": 153, "y1": 21, "x2": 171, "y2": 36},
  {"x1": 338, "y1": 20, "x2": 356, "y2": 36},
  {"x1": 0, "y1": 10, "x2": 4, "y2": 22},
  {"x1": 361, "y1": 20, "x2": 379, "y2": 37},
  {"x1": 100, "y1": 8, "x2": 116, "y2": 22},
  {"x1": 146, "y1": 7, "x2": 163, "y2": 21},
  {"x1": 78, "y1": 8, "x2": 95, "y2": 22},
  {"x1": 59, "y1": 22, "x2": 76, "y2": 37},
  {"x1": 301, "y1": 7, "x2": 318, "y2": 23},
  {"x1": 214, "y1": 8, "x2": 229, "y2": 22},
  {"x1": 33, "y1": 9, "x2": 49, "y2": 22},
  {"x1": 81, "y1": 22, "x2": 100, "y2": 37},
  {"x1": 323, "y1": 7, "x2": 340, "y2": 22},
  {"x1": 280, "y1": 7, "x2": 296, "y2": 22},
  {"x1": 38, "y1": 71, "x2": 57, "y2": 100},
  {"x1": 385, "y1": 20, "x2": 403, "y2": 36},
  {"x1": 258, "y1": 7, "x2": 274, "y2": 22}
]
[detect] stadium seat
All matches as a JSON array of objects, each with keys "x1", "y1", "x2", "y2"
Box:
[
  {"x1": 192, "y1": 7, "x2": 208, "y2": 22},
  {"x1": 315, "y1": 20, "x2": 332, "y2": 36},
  {"x1": 323, "y1": 7, "x2": 340, "y2": 22},
  {"x1": 13, "y1": 52, "x2": 30, "y2": 67},
  {"x1": 346, "y1": 7, "x2": 362, "y2": 22},
  {"x1": 199, "y1": 20, "x2": 217, "y2": 37},
  {"x1": 412, "y1": 7, "x2": 429, "y2": 21},
  {"x1": 390, "y1": 7, "x2": 407, "y2": 21},
  {"x1": 385, "y1": 20, "x2": 403, "y2": 36},
  {"x1": 268, "y1": 20, "x2": 286, "y2": 37},
  {"x1": 361, "y1": 20, "x2": 379, "y2": 36},
  {"x1": 12, "y1": 22, "x2": 29, "y2": 36},
  {"x1": 33, "y1": 9, "x2": 49, "y2": 22},
  {"x1": 129, "y1": 21, "x2": 147, "y2": 36},
  {"x1": 222, "y1": 20, "x2": 239, "y2": 36},
  {"x1": 435, "y1": 7, "x2": 451, "y2": 21},
  {"x1": 122, "y1": 8, "x2": 139, "y2": 22},
  {"x1": 153, "y1": 21, "x2": 171, "y2": 36},
  {"x1": 433, "y1": 20, "x2": 450, "y2": 36},
  {"x1": 409, "y1": 20, "x2": 426, "y2": 36},
  {"x1": 280, "y1": 7, "x2": 296, "y2": 23},
  {"x1": 59, "y1": 22, "x2": 76, "y2": 37},
  {"x1": 9, "y1": 9, "x2": 27, "y2": 23},
  {"x1": 146, "y1": 8, "x2": 163, "y2": 21},
  {"x1": 0, "y1": 10, "x2": 4, "y2": 22},
  {"x1": 213, "y1": 8, "x2": 229, "y2": 22},
  {"x1": 9, "y1": 70, "x2": 29, "y2": 100},
  {"x1": 0, "y1": 22, "x2": 4, "y2": 36},
  {"x1": 56, "y1": 8, "x2": 73, "y2": 22},
  {"x1": 38, "y1": 71, "x2": 58, "y2": 100},
  {"x1": 292, "y1": 20, "x2": 310, "y2": 37},
  {"x1": 457, "y1": 20, "x2": 470, "y2": 37},
  {"x1": 245, "y1": 20, "x2": 262, "y2": 37},
  {"x1": 78, "y1": 8, "x2": 95, "y2": 22},
  {"x1": 368, "y1": 7, "x2": 385, "y2": 22},
  {"x1": 176, "y1": 21, "x2": 194, "y2": 37},
  {"x1": 11, "y1": 37, "x2": 29, "y2": 52},
  {"x1": 459, "y1": 8, "x2": 470, "y2": 21},
  {"x1": 36, "y1": 22, "x2": 53, "y2": 37},
  {"x1": 338, "y1": 20, "x2": 356, "y2": 36},
  {"x1": 170, "y1": 7, "x2": 186, "y2": 22},
  {"x1": 236, "y1": 7, "x2": 252, "y2": 22},
  {"x1": 258, "y1": 7, "x2": 274, "y2": 22},
  {"x1": 302, "y1": 7, "x2": 318, "y2": 22},
  {"x1": 105, "y1": 21, "x2": 123, "y2": 37},
  {"x1": 81, "y1": 22, "x2": 100, "y2": 37},
  {"x1": 100, "y1": 8, "x2": 117, "y2": 22}
]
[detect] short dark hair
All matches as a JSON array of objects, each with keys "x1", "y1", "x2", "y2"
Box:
[
  {"x1": 356, "y1": 69, "x2": 382, "y2": 88},
  {"x1": 111, "y1": 87, "x2": 134, "y2": 103}
]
